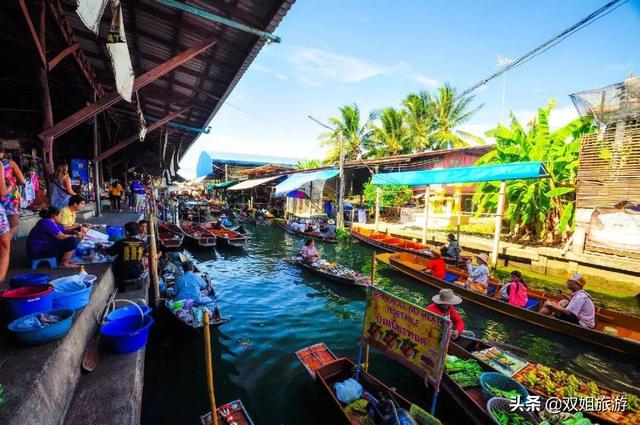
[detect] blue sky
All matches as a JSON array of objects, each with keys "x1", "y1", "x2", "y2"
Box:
[{"x1": 179, "y1": 0, "x2": 640, "y2": 177}]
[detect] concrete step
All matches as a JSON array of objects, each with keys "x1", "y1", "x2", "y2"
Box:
[
  {"x1": 63, "y1": 282, "x2": 149, "y2": 425},
  {"x1": 0, "y1": 264, "x2": 115, "y2": 425}
]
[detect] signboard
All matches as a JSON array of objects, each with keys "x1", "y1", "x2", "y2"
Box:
[
  {"x1": 71, "y1": 159, "x2": 90, "y2": 185},
  {"x1": 362, "y1": 287, "x2": 452, "y2": 390}
]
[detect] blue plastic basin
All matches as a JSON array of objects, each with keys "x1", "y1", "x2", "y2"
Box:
[
  {"x1": 106, "y1": 226, "x2": 125, "y2": 242},
  {"x1": 1, "y1": 284, "x2": 55, "y2": 320},
  {"x1": 105, "y1": 304, "x2": 152, "y2": 322},
  {"x1": 100, "y1": 315, "x2": 154, "y2": 354},
  {"x1": 53, "y1": 282, "x2": 93, "y2": 310},
  {"x1": 9, "y1": 273, "x2": 50, "y2": 288},
  {"x1": 7, "y1": 308, "x2": 75, "y2": 345}
]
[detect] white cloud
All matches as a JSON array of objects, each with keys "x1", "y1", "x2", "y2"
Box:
[
  {"x1": 285, "y1": 47, "x2": 438, "y2": 87},
  {"x1": 252, "y1": 64, "x2": 288, "y2": 81}
]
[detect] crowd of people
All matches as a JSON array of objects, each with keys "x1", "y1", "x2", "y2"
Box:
[{"x1": 285, "y1": 217, "x2": 337, "y2": 238}]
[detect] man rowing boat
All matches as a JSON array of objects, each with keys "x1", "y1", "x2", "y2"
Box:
[{"x1": 539, "y1": 274, "x2": 595, "y2": 329}]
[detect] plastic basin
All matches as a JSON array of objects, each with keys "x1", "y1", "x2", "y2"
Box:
[
  {"x1": 105, "y1": 304, "x2": 152, "y2": 322},
  {"x1": 53, "y1": 282, "x2": 93, "y2": 310},
  {"x1": 1, "y1": 284, "x2": 55, "y2": 320},
  {"x1": 100, "y1": 315, "x2": 154, "y2": 354},
  {"x1": 106, "y1": 226, "x2": 125, "y2": 242},
  {"x1": 9, "y1": 273, "x2": 50, "y2": 288},
  {"x1": 7, "y1": 308, "x2": 75, "y2": 345}
]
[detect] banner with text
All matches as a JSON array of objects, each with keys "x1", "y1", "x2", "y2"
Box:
[{"x1": 362, "y1": 287, "x2": 452, "y2": 390}]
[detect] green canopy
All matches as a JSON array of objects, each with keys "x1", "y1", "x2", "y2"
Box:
[
  {"x1": 208, "y1": 180, "x2": 238, "y2": 190},
  {"x1": 371, "y1": 161, "x2": 549, "y2": 186}
]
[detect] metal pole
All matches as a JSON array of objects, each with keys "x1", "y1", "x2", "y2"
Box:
[
  {"x1": 93, "y1": 91, "x2": 102, "y2": 217},
  {"x1": 203, "y1": 311, "x2": 219, "y2": 425},
  {"x1": 374, "y1": 187, "x2": 381, "y2": 231},
  {"x1": 422, "y1": 186, "x2": 431, "y2": 244},
  {"x1": 491, "y1": 181, "x2": 507, "y2": 269},
  {"x1": 337, "y1": 135, "x2": 345, "y2": 230}
]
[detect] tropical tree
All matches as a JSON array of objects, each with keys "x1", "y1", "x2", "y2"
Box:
[
  {"x1": 403, "y1": 91, "x2": 436, "y2": 151},
  {"x1": 366, "y1": 107, "x2": 412, "y2": 158},
  {"x1": 363, "y1": 181, "x2": 413, "y2": 208},
  {"x1": 295, "y1": 159, "x2": 321, "y2": 170},
  {"x1": 319, "y1": 104, "x2": 372, "y2": 164},
  {"x1": 473, "y1": 99, "x2": 594, "y2": 244},
  {"x1": 431, "y1": 84, "x2": 483, "y2": 149}
]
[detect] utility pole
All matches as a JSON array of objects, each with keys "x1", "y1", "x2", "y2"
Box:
[{"x1": 308, "y1": 115, "x2": 345, "y2": 229}]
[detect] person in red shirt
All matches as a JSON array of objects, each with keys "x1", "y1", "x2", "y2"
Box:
[
  {"x1": 426, "y1": 288, "x2": 464, "y2": 340},
  {"x1": 422, "y1": 250, "x2": 446, "y2": 280}
]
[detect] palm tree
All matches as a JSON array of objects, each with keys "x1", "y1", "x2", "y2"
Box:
[
  {"x1": 402, "y1": 91, "x2": 435, "y2": 151},
  {"x1": 431, "y1": 84, "x2": 483, "y2": 149},
  {"x1": 367, "y1": 107, "x2": 412, "y2": 158},
  {"x1": 295, "y1": 159, "x2": 321, "y2": 170},
  {"x1": 319, "y1": 104, "x2": 372, "y2": 164}
]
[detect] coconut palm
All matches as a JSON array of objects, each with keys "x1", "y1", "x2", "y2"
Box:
[
  {"x1": 473, "y1": 99, "x2": 594, "y2": 244},
  {"x1": 431, "y1": 84, "x2": 483, "y2": 149},
  {"x1": 295, "y1": 159, "x2": 321, "y2": 170},
  {"x1": 402, "y1": 91, "x2": 435, "y2": 151},
  {"x1": 367, "y1": 107, "x2": 412, "y2": 158},
  {"x1": 319, "y1": 104, "x2": 372, "y2": 164}
]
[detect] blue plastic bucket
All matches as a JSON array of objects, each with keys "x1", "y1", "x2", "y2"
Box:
[
  {"x1": 105, "y1": 304, "x2": 152, "y2": 322},
  {"x1": 106, "y1": 226, "x2": 125, "y2": 241},
  {"x1": 100, "y1": 315, "x2": 154, "y2": 354},
  {"x1": 9, "y1": 273, "x2": 50, "y2": 288},
  {"x1": 75, "y1": 246, "x2": 92, "y2": 257},
  {"x1": 7, "y1": 309, "x2": 75, "y2": 345},
  {"x1": 1, "y1": 284, "x2": 55, "y2": 320},
  {"x1": 53, "y1": 281, "x2": 93, "y2": 310}
]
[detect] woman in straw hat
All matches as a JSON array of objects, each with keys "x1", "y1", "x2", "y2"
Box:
[
  {"x1": 459, "y1": 253, "x2": 490, "y2": 294},
  {"x1": 426, "y1": 288, "x2": 465, "y2": 340}
]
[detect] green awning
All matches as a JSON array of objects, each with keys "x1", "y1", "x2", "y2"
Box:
[
  {"x1": 208, "y1": 180, "x2": 238, "y2": 189},
  {"x1": 371, "y1": 161, "x2": 549, "y2": 186}
]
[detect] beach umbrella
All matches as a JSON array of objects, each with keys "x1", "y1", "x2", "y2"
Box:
[{"x1": 286, "y1": 190, "x2": 308, "y2": 199}]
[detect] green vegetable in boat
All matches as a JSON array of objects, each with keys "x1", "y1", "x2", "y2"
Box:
[
  {"x1": 486, "y1": 383, "x2": 521, "y2": 399},
  {"x1": 492, "y1": 409, "x2": 534, "y2": 425}
]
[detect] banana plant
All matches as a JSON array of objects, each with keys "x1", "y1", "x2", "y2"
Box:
[{"x1": 473, "y1": 99, "x2": 594, "y2": 244}]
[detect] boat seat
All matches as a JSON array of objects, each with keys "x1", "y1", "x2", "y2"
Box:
[
  {"x1": 524, "y1": 299, "x2": 540, "y2": 310},
  {"x1": 486, "y1": 284, "x2": 497, "y2": 295},
  {"x1": 444, "y1": 272, "x2": 458, "y2": 283}
]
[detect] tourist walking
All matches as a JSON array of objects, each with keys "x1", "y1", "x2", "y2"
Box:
[
  {"x1": 540, "y1": 274, "x2": 595, "y2": 329},
  {"x1": 0, "y1": 147, "x2": 27, "y2": 239},
  {"x1": 50, "y1": 163, "x2": 76, "y2": 210},
  {"x1": 0, "y1": 167, "x2": 11, "y2": 287},
  {"x1": 109, "y1": 179, "x2": 124, "y2": 211},
  {"x1": 130, "y1": 177, "x2": 146, "y2": 213}
]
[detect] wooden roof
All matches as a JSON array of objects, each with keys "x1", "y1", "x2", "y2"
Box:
[{"x1": 0, "y1": 0, "x2": 294, "y2": 174}]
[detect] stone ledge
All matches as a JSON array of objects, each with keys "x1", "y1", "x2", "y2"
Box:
[{"x1": 0, "y1": 264, "x2": 114, "y2": 425}]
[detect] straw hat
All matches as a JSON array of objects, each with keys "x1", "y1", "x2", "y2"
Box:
[
  {"x1": 568, "y1": 274, "x2": 586, "y2": 287},
  {"x1": 477, "y1": 253, "x2": 489, "y2": 264},
  {"x1": 432, "y1": 288, "x2": 462, "y2": 305},
  {"x1": 328, "y1": 219, "x2": 335, "y2": 225}
]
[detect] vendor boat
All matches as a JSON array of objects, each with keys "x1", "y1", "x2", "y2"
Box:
[
  {"x1": 179, "y1": 221, "x2": 216, "y2": 248},
  {"x1": 295, "y1": 343, "x2": 338, "y2": 379},
  {"x1": 454, "y1": 335, "x2": 640, "y2": 425},
  {"x1": 352, "y1": 226, "x2": 470, "y2": 265},
  {"x1": 290, "y1": 257, "x2": 371, "y2": 288},
  {"x1": 276, "y1": 220, "x2": 338, "y2": 244},
  {"x1": 201, "y1": 222, "x2": 250, "y2": 248},
  {"x1": 377, "y1": 252, "x2": 640, "y2": 357},
  {"x1": 200, "y1": 400, "x2": 255, "y2": 425},
  {"x1": 157, "y1": 222, "x2": 184, "y2": 250}
]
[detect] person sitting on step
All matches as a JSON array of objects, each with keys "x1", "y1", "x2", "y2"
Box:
[
  {"x1": 26, "y1": 207, "x2": 80, "y2": 269},
  {"x1": 60, "y1": 195, "x2": 90, "y2": 238},
  {"x1": 98, "y1": 221, "x2": 147, "y2": 292}
]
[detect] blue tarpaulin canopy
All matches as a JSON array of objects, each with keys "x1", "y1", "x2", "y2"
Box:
[
  {"x1": 371, "y1": 161, "x2": 549, "y2": 186},
  {"x1": 275, "y1": 169, "x2": 339, "y2": 196}
]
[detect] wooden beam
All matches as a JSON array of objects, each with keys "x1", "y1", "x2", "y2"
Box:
[
  {"x1": 18, "y1": 0, "x2": 47, "y2": 69},
  {"x1": 39, "y1": 37, "x2": 216, "y2": 141},
  {"x1": 48, "y1": 42, "x2": 81, "y2": 70},
  {"x1": 93, "y1": 105, "x2": 192, "y2": 163}
]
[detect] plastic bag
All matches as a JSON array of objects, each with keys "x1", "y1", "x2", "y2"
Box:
[
  {"x1": 12, "y1": 316, "x2": 42, "y2": 331},
  {"x1": 335, "y1": 378, "x2": 363, "y2": 404},
  {"x1": 50, "y1": 275, "x2": 86, "y2": 294}
]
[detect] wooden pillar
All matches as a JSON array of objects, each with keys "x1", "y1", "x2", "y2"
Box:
[
  {"x1": 37, "y1": 0, "x2": 54, "y2": 173},
  {"x1": 491, "y1": 181, "x2": 507, "y2": 269},
  {"x1": 422, "y1": 185, "x2": 431, "y2": 244}
]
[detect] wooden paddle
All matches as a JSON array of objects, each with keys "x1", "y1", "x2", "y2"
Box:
[{"x1": 83, "y1": 291, "x2": 117, "y2": 373}]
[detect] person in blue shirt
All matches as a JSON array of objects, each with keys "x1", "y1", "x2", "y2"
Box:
[{"x1": 175, "y1": 261, "x2": 207, "y2": 301}]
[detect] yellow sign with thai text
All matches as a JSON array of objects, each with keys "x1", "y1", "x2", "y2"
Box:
[{"x1": 362, "y1": 287, "x2": 452, "y2": 389}]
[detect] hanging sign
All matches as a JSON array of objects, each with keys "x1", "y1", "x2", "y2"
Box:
[
  {"x1": 71, "y1": 159, "x2": 90, "y2": 185},
  {"x1": 362, "y1": 287, "x2": 452, "y2": 390}
]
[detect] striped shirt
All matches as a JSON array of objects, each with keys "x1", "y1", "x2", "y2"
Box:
[{"x1": 467, "y1": 263, "x2": 489, "y2": 285}]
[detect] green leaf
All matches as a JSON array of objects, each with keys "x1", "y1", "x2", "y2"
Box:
[
  {"x1": 545, "y1": 187, "x2": 575, "y2": 197},
  {"x1": 557, "y1": 202, "x2": 574, "y2": 234}
]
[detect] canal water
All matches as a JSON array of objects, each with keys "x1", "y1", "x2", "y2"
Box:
[{"x1": 141, "y1": 223, "x2": 640, "y2": 425}]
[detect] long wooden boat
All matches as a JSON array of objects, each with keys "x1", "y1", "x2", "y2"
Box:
[
  {"x1": 377, "y1": 252, "x2": 640, "y2": 357},
  {"x1": 455, "y1": 335, "x2": 639, "y2": 425},
  {"x1": 157, "y1": 221, "x2": 184, "y2": 250},
  {"x1": 276, "y1": 220, "x2": 338, "y2": 244},
  {"x1": 290, "y1": 257, "x2": 371, "y2": 288},
  {"x1": 352, "y1": 226, "x2": 469, "y2": 265},
  {"x1": 200, "y1": 400, "x2": 255, "y2": 425},
  {"x1": 179, "y1": 221, "x2": 217, "y2": 248},
  {"x1": 201, "y1": 222, "x2": 250, "y2": 248}
]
